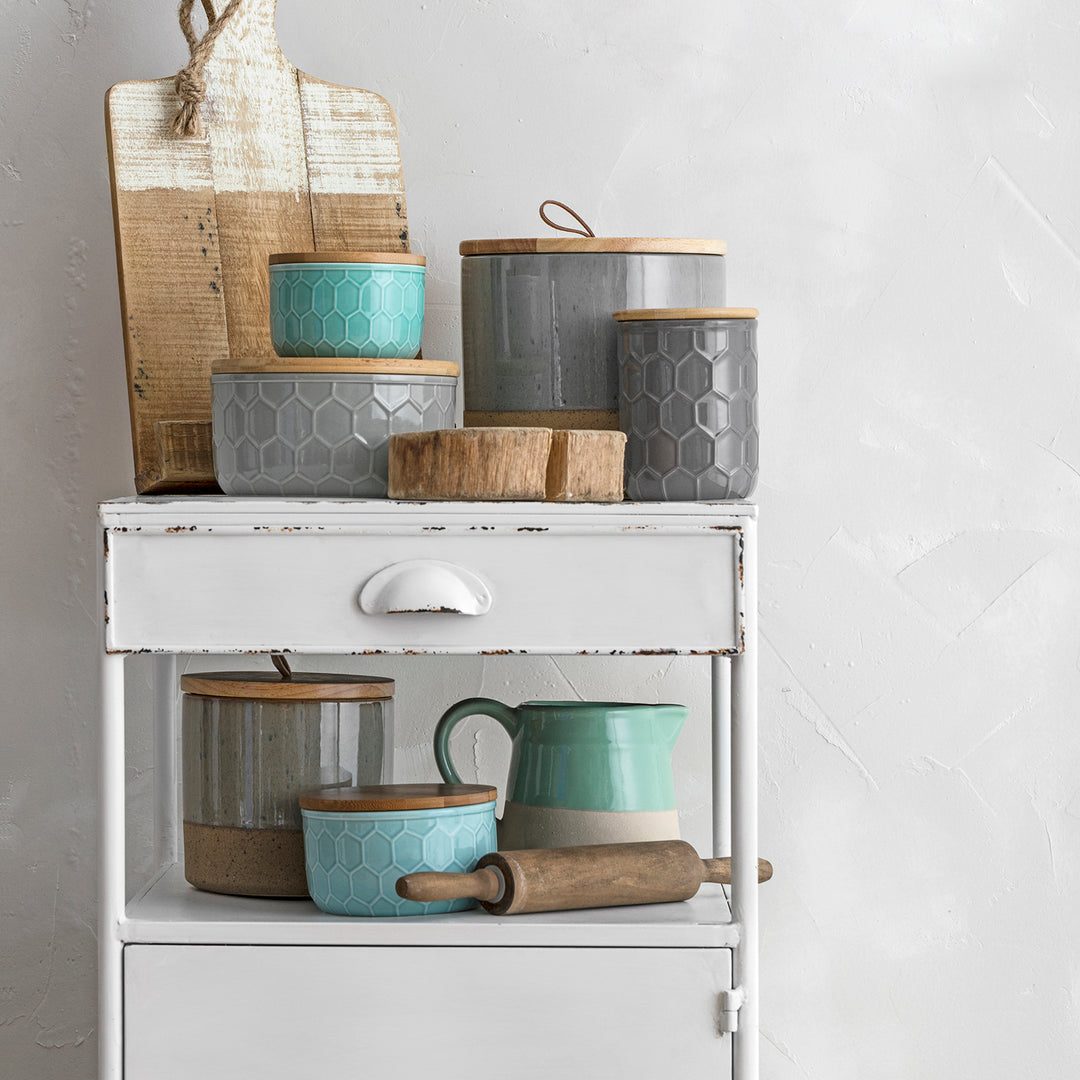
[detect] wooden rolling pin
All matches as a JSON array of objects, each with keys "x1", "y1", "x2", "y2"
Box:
[{"x1": 396, "y1": 840, "x2": 773, "y2": 916}]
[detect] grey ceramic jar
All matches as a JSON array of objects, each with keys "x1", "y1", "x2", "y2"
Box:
[
  {"x1": 460, "y1": 238, "x2": 726, "y2": 429},
  {"x1": 615, "y1": 308, "x2": 759, "y2": 501},
  {"x1": 211, "y1": 359, "x2": 458, "y2": 497}
]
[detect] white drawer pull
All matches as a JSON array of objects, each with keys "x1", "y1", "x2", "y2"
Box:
[{"x1": 358, "y1": 560, "x2": 493, "y2": 616}]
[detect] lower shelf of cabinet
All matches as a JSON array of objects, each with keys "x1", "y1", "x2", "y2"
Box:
[
  {"x1": 125, "y1": 943, "x2": 733, "y2": 1079},
  {"x1": 121, "y1": 863, "x2": 737, "y2": 948}
]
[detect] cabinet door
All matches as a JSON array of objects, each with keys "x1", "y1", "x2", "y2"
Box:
[{"x1": 124, "y1": 944, "x2": 732, "y2": 1080}]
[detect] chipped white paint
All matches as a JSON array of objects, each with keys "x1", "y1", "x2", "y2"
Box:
[
  {"x1": 107, "y1": 81, "x2": 214, "y2": 192},
  {"x1": 4, "y1": 0, "x2": 1080, "y2": 1077},
  {"x1": 107, "y1": 74, "x2": 405, "y2": 195},
  {"x1": 199, "y1": 4, "x2": 308, "y2": 195},
  {"x1": 299, "y1": 78, "x2": 406, "y2": 196}
]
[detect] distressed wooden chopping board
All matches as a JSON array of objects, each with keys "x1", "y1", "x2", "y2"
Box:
[{"x1": 106, "y1": 0, "x2": 411, "y2": 493}]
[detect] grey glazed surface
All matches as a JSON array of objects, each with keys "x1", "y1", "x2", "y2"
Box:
[
  {"x1": 461, "y1": 253, "x2": 726, "y2": 413},
  {"x1": 212, "y1": 373, "x2": 457, "y2": 497},
  {"x1": 182, "y1": 696, "x2": 394, "y2": 831},
  {"x1": 619, "y1": 317, "x2": 758, "y2": 500}
]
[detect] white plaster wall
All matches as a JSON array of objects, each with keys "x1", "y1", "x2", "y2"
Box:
[{"x1": 1, "y1": 0, "x2": 1078, "y2": 1076}]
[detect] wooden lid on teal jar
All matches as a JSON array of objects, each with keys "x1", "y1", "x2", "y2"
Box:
[
  {"x1": 269, "y1": 251, "x2": 426, "y2": 266},
  {"x1": 613, "y1": 307, "x2": 758, "y2": 321},
  {"x1": 298, "y1": 783, "x2": 497, "y2": 813}
]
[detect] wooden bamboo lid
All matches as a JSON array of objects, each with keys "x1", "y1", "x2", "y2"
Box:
[
  {"x1": 613, "y1": 307, "x2": 758, "y2": 321},
  {"x1": 211, "y1": 357, "x2": 459, "y2": 377},
  {"x1": 460, "y1": 237, "x2": 726, "y2": 256},
  {"x1": 181, "y1": 671, "x2": 395, "y2": 701},
  {"x1": 298, "y1": 784, "x2": 497, "y2": 812},
  {"x1": 270, "y1": 251, "x2": 426, "y2": 266}
]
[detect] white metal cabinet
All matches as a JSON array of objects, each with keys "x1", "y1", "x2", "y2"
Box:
[
  {"x1": 98, "y1": 498, "x2": 759, "y2": 1080},
  {"x1": 125, "y1": 945, "x2": 732, "y2": 1079}
]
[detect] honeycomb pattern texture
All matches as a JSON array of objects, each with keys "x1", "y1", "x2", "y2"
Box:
[
  {"x1": 619, "y1": 318, "x2": 758, "y2": 500},
  {"x1": 270, "y1": 263, "x2": 425, "y2": 358},
  {"x1": 212, "y1": 373, "x2": 457, "y2": 497},
  {"x1": 301, "y1": 803, "x2": 497, "y2": 917}
]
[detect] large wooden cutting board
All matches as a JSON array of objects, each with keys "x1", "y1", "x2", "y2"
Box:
[{"x1": 106, "y1": 0, "x2": 411, "y2": 493}]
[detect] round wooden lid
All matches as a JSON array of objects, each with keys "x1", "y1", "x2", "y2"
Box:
[
  {"x1": 211, "y1": 357, "x2": 459, "y2": 377},
  {"x1": 613, "y1": 307, "x2": 758, "y2": 321},
  {"x1": 459, "y1": 237, "x2": 726, "y2": 256},
  {"x1": 181, "y1": 671, "x2": 395, "y2": 701},
  {"x1": 270, "y1": 251, "x2": 426, "y2": 266},
  {"x1": 298, "y1": 783, "x2": 497, "y2": 812}
]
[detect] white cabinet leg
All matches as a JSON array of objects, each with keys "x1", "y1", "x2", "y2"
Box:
[
  {"x1": 731, "y1": 517, "x2": 759, "y2": 1080},
  {"x1": 99, "y1": 651, "x2": 126, "y2": 1080},
  {"x1": 153, "y1": 654, "x2": 179, "y2": 871},
  {"x1": 711, "y1": 655, "x2": 732, "y2": 859}
]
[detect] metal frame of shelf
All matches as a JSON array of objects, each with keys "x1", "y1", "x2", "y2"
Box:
[{"x1": 97, "y1": 498, "x2": 758, "y2": 1080}]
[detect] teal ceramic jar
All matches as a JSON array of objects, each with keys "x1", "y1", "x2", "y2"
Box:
[
  {"x1": 270, "y1": 251, "x2": 426, "y2": 359},
  {"x1": 298, "y1": 784, "x2": 497, "y2": 917},
  {"x1": 435, "y1": 699, "x2": 687, "y2": 849}
]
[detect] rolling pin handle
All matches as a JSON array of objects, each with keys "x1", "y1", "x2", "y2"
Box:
[
  {"x1": 396, "y1": 866, "x2": 505, "y2": 904},
  {"x1": 700, "y1": 857, "x2": 774, "y2": 885}
]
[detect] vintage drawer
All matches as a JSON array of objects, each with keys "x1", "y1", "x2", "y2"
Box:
[
  {"x1": 103, "y1": 522, "x2": 743, "y2": 654},
  {"x1": 124, "y1": 944, "x2": 732, "y2": 1080}
]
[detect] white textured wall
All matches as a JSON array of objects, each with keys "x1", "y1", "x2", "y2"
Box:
[{"x1": 2, "y1": 0, "x2": 1078, "y2": 1076}]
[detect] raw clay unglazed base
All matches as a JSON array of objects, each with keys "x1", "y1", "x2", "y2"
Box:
[{"x1": 497, "y1": 803, "x2": 680, "y2": 850}]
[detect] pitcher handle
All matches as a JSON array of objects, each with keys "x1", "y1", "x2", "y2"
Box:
[{"x1": 434, "y1": 697, "x2": 520, "y2": 785}]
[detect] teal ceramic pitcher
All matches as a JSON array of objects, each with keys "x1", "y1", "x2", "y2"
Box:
[{"x1": 434, "y1": 699, "x2": 687, "y2": 850}]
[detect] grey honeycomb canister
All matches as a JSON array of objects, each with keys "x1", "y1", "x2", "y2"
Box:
[
  {"x1": 460, "y1": 237, "x2": 726, "y2": 429},
  {"x1": 615, "y1": 308, "x2": 759, "y2": 501},
  {"x1": 211, "y1": 359, "x2": 458, "y2": 497}
]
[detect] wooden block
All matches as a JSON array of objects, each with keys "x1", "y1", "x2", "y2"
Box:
[
  {"x1": 387, "y1": 428, "x2": 553, "y2": 501},
  {"x1": 545, "y1": 430, "x2": 626, "y2": 503}
]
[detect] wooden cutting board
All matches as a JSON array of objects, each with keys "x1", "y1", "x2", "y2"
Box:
[{"x1": 106, "y1": 0, "x2": 412, "y2": 492}]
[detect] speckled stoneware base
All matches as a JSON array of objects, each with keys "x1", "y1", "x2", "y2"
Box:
[
  {"x1": 302, "y1": 802, "x2": 497, "y2": 917},
  {"x1": 462, "y1": 252, "x2": 726, "y2": 415},
  {"x1": 212, "y1": 373, "x2": 456, "y2": 497},
  {"x1": 619, "y1": 317, "x2": 758, "y2": 500}
]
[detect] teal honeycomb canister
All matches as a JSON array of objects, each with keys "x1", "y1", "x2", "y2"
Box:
[
  {"x1": 270, "y1": 251, "x2": 426, "y2": 359},
  {"x1": 298, "y1": 784, "x2": 497, "y2": 917}
]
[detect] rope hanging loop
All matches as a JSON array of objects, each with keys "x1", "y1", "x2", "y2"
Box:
[{"x1": 171, "y1": 0, "x2": 243, "y2": 137}]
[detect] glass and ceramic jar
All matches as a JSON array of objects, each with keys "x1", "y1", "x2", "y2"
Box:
[{"x1": 181, "y1": 667, "x2": 394, "y2": 897}]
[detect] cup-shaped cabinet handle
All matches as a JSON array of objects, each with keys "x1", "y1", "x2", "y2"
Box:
[{"x1": 358, "y1": 560, "x2": 493, "y2": 616}]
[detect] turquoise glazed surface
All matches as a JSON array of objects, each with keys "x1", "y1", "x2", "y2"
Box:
[
  {"x1": 435, "y1": 700, "x2": 686, "y2": 812},
  {"x1": 301, "y1": 802, "x2": 496, "y2": 917},
  {"x1": 270, "y1": 262, "x2": 426, "y2": 359}
]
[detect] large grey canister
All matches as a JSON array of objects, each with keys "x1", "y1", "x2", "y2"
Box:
[
  {"x1": 460, "y1": 236, "x2": 726, "y2": 430},
  {"x1": 615, "y1": 308, "x2": 759, "y2": 501}
]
